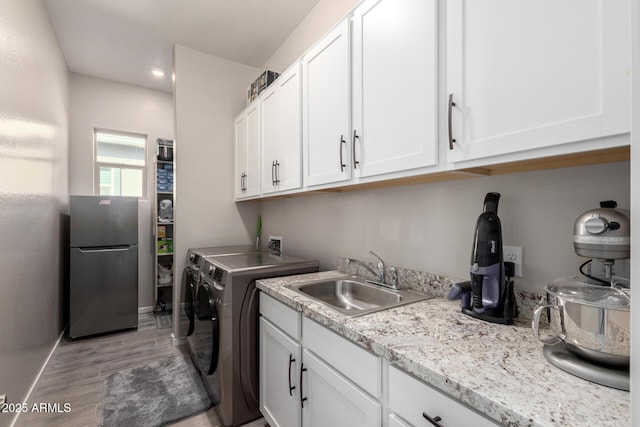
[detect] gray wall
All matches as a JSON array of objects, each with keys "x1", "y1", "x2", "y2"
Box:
[
  {"x1": 262, "y1": 0, "x2": 359, "y2": 72},
  {"x1": 68, "y1": 73, "x2": 174, "y2": 309},
  {"x1": 172, "y1": 45, "x2": 261, "y2": 334},
  {"x1": 260, "y1": 162, "x2": 630, "y2": 293},
  {"x1": 0, "y1": 0, "x2": 69, "y2": 424}
]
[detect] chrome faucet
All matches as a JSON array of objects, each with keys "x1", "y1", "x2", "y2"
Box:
[{"x1": 346, "y1": 251, "x2": 398, "y2": 290}]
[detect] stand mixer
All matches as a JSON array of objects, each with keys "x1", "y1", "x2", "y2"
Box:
[
  {"x1": 573, "y1": 200, "x2": 631, "y2": 283},
  {"x1": 534, "y1": 200, "x2": 631, "y2": 391}
]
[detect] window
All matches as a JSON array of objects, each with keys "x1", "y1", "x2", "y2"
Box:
[{"x1": 95, "y1": 129, "x2": 146, "y2": 197}]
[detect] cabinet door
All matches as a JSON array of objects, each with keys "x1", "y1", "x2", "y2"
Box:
[
  {"x1": 302, "y1": 316, "x2": 380, "y2": 398},
  {"x1": 259, "y1": 318, "x2": 301, "y2": 427},
  {"x1": 303, "y1": 19, "x2": 352, "y2": 187},
  {"x1": 277, "y1": 63, "x2": 303, "y2": 192},
  {"x1": 261, "y1": 84, "x2": 281, "y2": 194},
  {"x1": 301, "y1": 349, "x2": 380, "y2": 427},
  {"x1": 388, "y1": 414, "x2": 411, "y2": 427},
  {"x1": 234, "y1": 111, "x2": 248, "y2": 198},
  {"x1": 446, "y1": 0, "x2": 631, "y2": 163},
  {"x1": 352, "y1": 0, "x2": 438, "y2": 178},
  {"x1": 245, "y1": 102, "x2": 261, "y2": 197},
  {"x1": 261, "y1": 63, "x2": 302, "y2": 194}
]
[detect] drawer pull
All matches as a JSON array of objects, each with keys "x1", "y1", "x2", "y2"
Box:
[
  {"x1": 352, "y1": 129, "x2": 360, "y2": 168},
  {"x1": 448, "y1": 93, "x2": 456, "y2": 150},
  {"x1": 339, "y1": 135, "x2": 346, "y2": 172},
  {"x1": 271, "y1": 161, "x2": 276, "y2": 186},
  {"x1": 423, "y1": 412, "x2": 443, "y2": 427},
  {"x1": 300, "y1": 363, "x2": 308, "y2": 408},
  {"x1": 288, "y1": 354, "x2": 296, "y2": 396}
]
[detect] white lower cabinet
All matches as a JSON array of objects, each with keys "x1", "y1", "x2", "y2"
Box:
[
  {"x1": 388, "y1": 413, "x2": 411, "y2": 427},
  {"x1": 302, "y1": 349, "x2": 380, "y2": 427},
  {"x1": 259, "y1": 317, "x2": 301, "y2": 427},
  {"x1": 260, "y1": 292, "x2": 498, "y2": 427},
  {"x1": 388, "y1": 365, "x2": 498, "y2": 427},
  {"x1": 259, "y1": 293, "x2": 381, "y2": 427},
  {"x1": 302, "y1": 316, "x2": 381, "y2": 397}
]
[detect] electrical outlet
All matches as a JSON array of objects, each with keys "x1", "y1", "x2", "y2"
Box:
[
  {"x1": 268, "y1": 236, "x2": 282, "y2": 254},
  {"x1": 0, "y1": 394, "x2": 6, "y2": 405},
  {"x1": 504, "y1": 246, "x2": 523, "y2": 277}
]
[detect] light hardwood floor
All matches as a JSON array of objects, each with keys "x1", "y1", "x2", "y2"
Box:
[{"x1": 16, "y1": 313, "x2": 267, "y2": 427}]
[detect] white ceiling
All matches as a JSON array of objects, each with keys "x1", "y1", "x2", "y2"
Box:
[{"x1": 43, "y1": 0, "x2": 320, "y2": 93}]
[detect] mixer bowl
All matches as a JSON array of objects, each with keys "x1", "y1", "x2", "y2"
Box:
[{"x1": 532, "y1": 279, "x2": 630, "y2": 367}]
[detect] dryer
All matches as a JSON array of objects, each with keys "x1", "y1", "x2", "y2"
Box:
[
  {"x1": 189, "y1": 253, "x2": 318, "y2": 427},
  {"x1": 180, "y1": 245, "x2": 269, "y2": 337}
]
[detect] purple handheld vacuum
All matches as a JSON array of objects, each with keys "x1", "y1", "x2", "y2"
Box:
[{"x1": 448, "y1": 192, "x2": 517, "y2": 324}]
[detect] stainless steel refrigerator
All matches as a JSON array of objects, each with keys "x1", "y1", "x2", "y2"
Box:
[{"x1": 69, "y1": 195, "x2": 138, "y2": 338}]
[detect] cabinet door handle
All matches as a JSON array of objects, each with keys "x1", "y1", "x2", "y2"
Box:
[
  {"x1": 352, "y1": 130, "x2": 360, "y2": 169},
  {"x1": 422, "y1": 412, "x2": 443, "y2": 427},
  {"x1": 271, "y1": 161, "x2": 276, "y2": 186},
  {"x1": 275, "y1": 161, "x2": 280, "y2": 185},
  {"x1": 339, "y1": 135, "x2": 346, "y2": 172},
  {"x1": 288, "y1": 354, "x2": 296, "y2": 396},
  {"x1": 300, "y1": 363, "x2": 308, "y2": 408},
  {"x1": 448, "y1": 93, "x2": 456, "y2": 150}
]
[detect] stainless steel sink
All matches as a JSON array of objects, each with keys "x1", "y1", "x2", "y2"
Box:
[{"x1": 287, "y1": 277, "x2": 433, "y2": 317}]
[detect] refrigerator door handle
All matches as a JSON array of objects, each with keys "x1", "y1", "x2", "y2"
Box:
[{"x1": 78, "y1": 245, "x2": 133, "y2": 253}]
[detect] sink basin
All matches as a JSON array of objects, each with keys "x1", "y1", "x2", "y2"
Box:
[{"x1": 287, "y1": 277, "x2": 433, "y2": 317}]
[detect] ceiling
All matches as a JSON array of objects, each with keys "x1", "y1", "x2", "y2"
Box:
[{"x1": 43, "y1": 0, "x2": 320, "y2": 93}]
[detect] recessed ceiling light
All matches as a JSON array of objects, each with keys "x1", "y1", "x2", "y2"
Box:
[{"x1": 151, "y1": 69, "x2": 166, "y2": 78}]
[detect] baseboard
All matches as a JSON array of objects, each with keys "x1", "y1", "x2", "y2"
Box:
[{"x1": 11, "y1": 328, "x2": 66, "y2": 427}]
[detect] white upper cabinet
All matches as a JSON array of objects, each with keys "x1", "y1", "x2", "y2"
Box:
[
  {"x1": 234, "y1": 112, "x2": 248, "y2": 199},
  {"x1": 351, "y1": 0, "x2": 438, "y2": 178},
  {"x1": 302, "y1": 19, "x2": 352, "y2": 187},
  {"x1": 261, "y1": 63, "x2": 303, "y2": 194},
  {"x1": 234, "y1": 102, "x2": 261, "y2": 199},
  {"x1": 446, "y1": 0, "x2": 631, "y2": 164},
  {"x1": 236, "y1": 0, "x2": 631, "y2": 200}
]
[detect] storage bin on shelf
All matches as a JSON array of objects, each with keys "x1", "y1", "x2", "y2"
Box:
[
  {"x1": 157, "y1": 262, "x2": 173, "y2": 286},
  {"x1": 156, "y1": 164, "x2": 174, "y2": 192},
  {"x1": 157, "y1": 238, "x2": 173, "y2": 254},
  {"x1": 158, "y1": 199, "x2": 173, "y2": 221}
]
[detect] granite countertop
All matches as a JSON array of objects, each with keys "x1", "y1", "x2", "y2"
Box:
[{"x1": 256, "y1": 270, "x2": 630, "y2": 427}]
